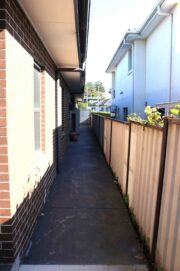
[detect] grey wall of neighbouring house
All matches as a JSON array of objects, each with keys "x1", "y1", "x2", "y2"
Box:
[
  {"x1": 80, "y1": 110, "x2": 91, "y2": 125},
  {"x1": 0, "y1": 0, "x2": 71, "y2": 263},
  {"x1": 133, "y1": 40, "x2": 146, "y2": 118}
]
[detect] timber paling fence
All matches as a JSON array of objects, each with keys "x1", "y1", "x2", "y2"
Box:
[{"x1": 91, "y1": 114, "x2": 180, "y2": 271}]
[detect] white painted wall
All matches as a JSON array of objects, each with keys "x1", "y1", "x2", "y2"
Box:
[
  {"x1": 111, "y1": 4, "x2": 180, "y2": 117},
  {"x1": 133, "y1": 40, "x2": 146, "y2": 118},
  {"x1": 146, "y1": 15, "x2": 171, "y2": 106},
  {"x1": 114, "y1": 52, "x2": 133, "y2": 119},
  {"x1": 6, "y1": 31, "x2": 35, "y2": 216},
  {"x1": 6, "y1": 31, "x2": 56, "y2": 216},
  {"x1": 171, "y1": 4, "x2": 180, "y2": 102}
]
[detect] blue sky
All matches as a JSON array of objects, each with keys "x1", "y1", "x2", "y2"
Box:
[{"x1": 86, "y1": 0, "x2": 159, "y2": 90}]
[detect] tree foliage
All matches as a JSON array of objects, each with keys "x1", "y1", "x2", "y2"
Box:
[
  {"x1": 85, "y1": 81, "x2": 105, "y2": 98},
  {"x1": 78, "y1": 102, "x2": 88, "y2": 109}
]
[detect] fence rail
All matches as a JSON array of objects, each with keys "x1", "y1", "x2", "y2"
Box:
[{"x1": 92, "y1": 113, "x2": 180, "y2": 271}]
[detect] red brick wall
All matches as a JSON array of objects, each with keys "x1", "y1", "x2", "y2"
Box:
[
  {"x1": 0, "y1": 0, "x2": 59, "y2": 263},
  {"x1": 0, "y1": 27, "x2": 12, "y2": 261}
]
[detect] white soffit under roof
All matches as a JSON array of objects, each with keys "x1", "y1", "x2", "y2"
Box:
[
  {"x1": 18, "y1": 0, "x2": 79, "y2": 68},
  {"x1": 62, "y1": 72, "x2": 82, "y2": 93}
]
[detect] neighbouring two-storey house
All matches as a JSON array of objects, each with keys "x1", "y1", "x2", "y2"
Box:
[
  {"x1": 0, "y1": 0, "x2": 90, "y2": 266},
  {"x1": 106, "y1": 0, "x2": 180, "y2": 120}
]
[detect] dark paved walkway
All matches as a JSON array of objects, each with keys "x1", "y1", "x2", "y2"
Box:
[{"x1": 23, "y1": 126, "x2": 146, "y2": 267}]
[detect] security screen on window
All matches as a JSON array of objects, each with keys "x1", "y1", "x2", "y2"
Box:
[{"x1": 34, "y1": 64, "x2": 41, "y2": 151}]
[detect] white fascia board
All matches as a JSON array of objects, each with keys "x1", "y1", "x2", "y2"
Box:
[{"x1": 106, "y1": 33, "x2": 139, "y2": 73}]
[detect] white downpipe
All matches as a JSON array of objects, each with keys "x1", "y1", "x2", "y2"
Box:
[
  {"x1": 122, "y1": 39, "x2": 135, "y2": 112},
  {"x1": 132, "y1": 44, "x2": 135, "y2": 112},
  {"x1": 169, "y1": 13, "x2": 173, "y2": 102}
]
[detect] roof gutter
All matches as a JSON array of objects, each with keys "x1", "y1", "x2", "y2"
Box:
[
  {"x1": 73, "y1": 0, "x2": 91, "y2": 69},
  {"x1": 106, "y1": 32, "x2": 140, "y2": 72},
  {"x1": 74, "y1": 0, "x2": 81, "y2": 67},
  {"x1": 157, "y1": 5, "x2": 171, "y2": 16},
  {"x1": 106, "y1": 0, "x2": 172, "y2": 73}
]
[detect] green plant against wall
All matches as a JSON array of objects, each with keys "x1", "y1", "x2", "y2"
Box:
[
  {"x1": 78, "y1": 102, "x2": 88, "y2": 109},
  {"x1": 144, "y1": 106, "x2": 164, "y2": 127},
  {"x1": 126, "y1": 103, "x2": 180, "y2": 127},
  {"x1": 127, "y1": 113, "x2": 145, "y2": 124},
  {"x1": 169, "y1": 104, "x2": 180, "y2": 118},
  {"x1": 127, "y1": 106, "x2": 164, "y2": 127}
]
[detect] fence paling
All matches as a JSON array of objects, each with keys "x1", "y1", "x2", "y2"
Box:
[
  {"x1": 156, "y1": 121, "x2": 180, "y2": 271},
  {"x1": 110, "y1": 121, "x2": 129, "y2": 194},
  {"x1": 126, "y1": 122, "x2": 131, "y2": 195},
  {"x1": 127, "y1": 123, "x2": 163, "y2": 251},
  {"x1": 103, "y1": 118, "x2": 111, "y2": 164},
  {"x1": 92, "y1": 114, "x2": 180, "y2": 271},
  {"x1": 99, "y1": 117, "x2": 104, "y2": 148},
  {"x1": 109, "y1": 119, "x2": 113, "y2": 165},
  {"x1": 151, "y1": 118, "x2": 168, "y2": 260},
  {"x1": 93, "y1": 115, "x2": 107, "y2": 159}
]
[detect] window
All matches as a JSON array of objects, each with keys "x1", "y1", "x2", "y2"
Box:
[
  {"x1": 117, "y1": 107, "x2": 120, "y2": 119},
  {"x1": 123, "y1": 107, "x2": 128, "y2": 121},
  {"x1": 34, "y1": 64, "x2": 41, "y2": 150},
  {"x1": 128, "y1": 48, "x2": 132, "y2": 72}
]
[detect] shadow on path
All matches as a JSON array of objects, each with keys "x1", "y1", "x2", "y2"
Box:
[{"x1": 23, "y1": 126, "x2": 146, "y2": 266}]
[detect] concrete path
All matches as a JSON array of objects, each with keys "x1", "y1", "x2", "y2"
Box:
[{"x1": 22, "y1": 126, "x2": 147, "y2": 270}]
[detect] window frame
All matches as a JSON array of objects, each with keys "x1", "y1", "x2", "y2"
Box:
[
  {"x1": 34, "y1": 63, "x2": 41, "y2": 151},
  {"x1": 112, "y1": 89, "x2": 116, "y2": 99},
  {"x1": 128, "y1": 48, "x2": 132, "y2": 73}
]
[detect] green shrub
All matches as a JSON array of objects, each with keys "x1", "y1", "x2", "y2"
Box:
[
  {"x1": 78, "y1": 102, "x2": 88, "y2": 109},
  {"x1": 127, "y1": 106, "x2": 164, "y2": 127},
  {"x1": 127, "y1": 113, "x2": 145, "y2": 124},
  {"x1": 93, "y1": 112, "x2": 110, "y2": 117},
  {"x1": 169, "y1": 104, "x2": 180, "y2": 118},
  {"x1": 144, "y1": 106, "x2": 164, "y2": 127}
]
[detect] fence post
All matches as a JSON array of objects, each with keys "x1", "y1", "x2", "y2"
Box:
[
  {"x1": 98, "y1": 115, "x2": 100, "y2": 142},
  {"x1": 151, "y1": 117, "x2": 169, "y2": 260},
  {"x1": 109, "y1": 119, "x2": 113, "y2": 166},
  {"x1": 125, "y1": 122, "x2": 131, "y2": 195},
  {"x1": 102, "y1": 117, "x2": 104, "y2": 149}
]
